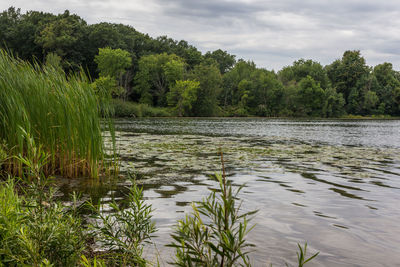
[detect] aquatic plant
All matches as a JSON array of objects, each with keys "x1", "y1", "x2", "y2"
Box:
[
  {"x1": 295, "y1": 243, "x2": 319, "y2": 267},
  {"x1": 0, "y1": 49, "x2": 112, "y2": 178},
  {"x1": 168, "y1": 151, "x2": 258, "y2": 266},
  {"x1": 168, "y1": 151, "x2": 319, "y2": 267},
  {"x1": 88, "y1": 174, "x2": 157, "y2": 266}
]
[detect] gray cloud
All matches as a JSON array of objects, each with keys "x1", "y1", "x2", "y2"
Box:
[{"x1": 2, "y1": 0, "x2": 400, "y2": 70}]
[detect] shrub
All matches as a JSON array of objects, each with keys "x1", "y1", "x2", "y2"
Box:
[
  {"x1": 111, "y1": 99, "x2": 172, "y2": 117},
  {"x1": 88, "y1": 176, "x2": 157, "y2": 266},
  {"x1": 168, "y1": 152, "x2": 257, "y2": 266},
  {"x1": 0, "y1": 178, "x2": 86, "y2": 266}
]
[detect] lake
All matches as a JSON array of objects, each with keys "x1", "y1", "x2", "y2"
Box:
[{"x1": 61, "y1": 118, "x2": 400, "y2": 266}]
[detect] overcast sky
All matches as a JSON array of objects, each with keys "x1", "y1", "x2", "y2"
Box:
[{"x1": 2, "y1": 0, "x2": 400, "y2": 70}]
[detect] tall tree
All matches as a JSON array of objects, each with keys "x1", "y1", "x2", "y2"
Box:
[
  {"x1": 326, "y1": 50, "x2": 371, "y2": 114},
  {"x1": 94, "y1": 47, "x2": 132, "y2": 98},
  {"x1": 295, "y1": 76, "x2": 325, "y2": 116},
  {"x1": 279, "y1": 59, "x2": 329, "y2": 89},
  {"x1": 204, "y1": 49, "x2": 236, "y2": 74},
  {"x1": 134, "y1": 53, "x2": 185, "y2": 106},
  {"x1": 190, "y1": 62, "x2": 222, "y2": 116},
  {"x1": 95, "y1": 47, "x2": 132, "y2": 79},
  {"x1": 167, "y1": 80, "x2": 199, "y2": 116},
  {"x1": 372, "y1": 63, "x2": 400, "y2": 115},
  {"x1": 35, "y1": 10, "x2": 88, "y2": 68}
]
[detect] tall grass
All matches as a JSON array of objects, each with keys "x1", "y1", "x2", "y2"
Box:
[{"x1": 0, "y1": 50, "x2": 112, "y2": 178}]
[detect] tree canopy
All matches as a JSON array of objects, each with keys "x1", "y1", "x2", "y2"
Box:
[{"x1": 1, "y1": 6, "x2": 400, "y2": 117}]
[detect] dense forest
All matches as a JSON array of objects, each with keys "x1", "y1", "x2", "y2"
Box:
[{"x1": 1, "y1": 7, "x2": 400, "y2": 117}]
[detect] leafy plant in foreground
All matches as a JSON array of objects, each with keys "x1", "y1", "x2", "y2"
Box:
[
  {"x1": 168, "y1": 152, "x2": 257, "y2": 266},
  {"x1": 295, "y1": 243, "x2": 319, "y2": 267},
  {"x1": 89, "y1": 177, "x2": 157, "y2": 266},
  {"x1": 0, "y1": 150, "x2": 86, "y2": 266}
]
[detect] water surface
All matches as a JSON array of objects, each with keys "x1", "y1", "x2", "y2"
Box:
[{"x1": 63, "y1": 118, "x2": 400, "y2": 266}]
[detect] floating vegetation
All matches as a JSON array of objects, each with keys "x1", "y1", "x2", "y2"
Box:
[
  {"x1": 107, "y1": 131, "x2": 400, "y2": 186},
  {"x1": 0, "y1": 50, "x2": 114, "y2": 178}
]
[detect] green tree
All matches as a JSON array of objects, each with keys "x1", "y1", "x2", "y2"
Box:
[
  {"x1": 372, "y1": 63, "x2": 400, "y2": 115},
  {"x1": 167, "y1": 80, "x2": 199, "y2": 116},
  {"x1": 0, "y1": 7, "x2": 55, "y2": 62},
  {"x1": 93, "y1": 47, "x2": 132, "y2": 99},
  {"x1": 35, "y1": 10, "x2": 88, "y2": 68},
  {"x1": 279, "y1": 59, "x2": 329, "y2": 89},
  {"x1": 221, "y1": 60, "x2": 257, "y2": 107},
  {"x1": 152, "y1": 36, "x2": 202, "y2": 68},
  {"x1": 326, "y1": 50, "x2": 370, "y2": 114},
  {"x1": 204, "y1": 49, "x2": 236, "y2": 74},
  {"x1": 86, "y1": 22, "x2": 153, "y2": 77},
  {"x1": 323, "y1": 88, "x2": 345, "y2": 117},
  {"x1": 190, "y1": 62, "x2": 222, "y2": 116},
  {"x1": 94, "y1": 47, "x2": 132, "y2": 79},
  {"x1": 363, "y1": 90, "x2": 379, "y2": 114},
  {"x1": 246, "y1": 69, "x2": 284, "y2": 116},
  {"x1": 296, "y1": 76, "x2": 325, "y2": 116},
  {"x1": 134, "y1": 53, "x2": 185, "y2": 106}
]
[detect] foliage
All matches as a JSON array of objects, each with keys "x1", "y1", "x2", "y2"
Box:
[
  {"x1": 92, "y1": 75, "x2": 123, "y2": 99},
  {"x1": 94, "y1": 47, "x2": 132, "y2": 79},
  {"x1": 167, "y1": 80, "x2": 200, "y2": 116},
  {"x1": 111, "y1": 99, "x2": 172, "y2": 117},
  {"x1": 134, "y1": 53, "x2": 186, "y2": 106},
  {"x1": 81, "y1": 255, "x2": 106, "y2": 267},
  {"x1": 88, "y1": 177, "x2": 157, "y2": 266},
  {"x1": 190, "y1": 62, "x2": 223, "y2": 116},
  {"x1": 2, "y1": 7, "x2": 400, "y2": 119},
  {"x1": 169, "y1": 152, "x2": 257, "y2": 266},
  {"x1": 0, "y1": 153, "x2": 86, "y2": 266},
  {"x1": 296, "y1": 76, "x2": 325, "y2": 116},
  {"x1": 279, "y1": 59, "x2": 330, "y2": 89},
  {"x1": 204, "y1": 49, "x2": 236, "y2": 74},
  {"x1": 35, "y1": 10, "x2": 88, "y2": 69},
  {"x1": 294, "y1": 243, "x2": 319, "y2": 267},
  {"x1": 0, "y1": 49, "x2": 112, "y2": 178}
]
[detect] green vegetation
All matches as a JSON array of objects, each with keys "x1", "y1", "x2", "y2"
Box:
[
  {"x1": 0, "y1": 152, "x2": 318, "y2": 266},
  {"x1": 168, "y1": 153, "x2": 257, "y2": 266},
  {"x1": 89, "y1": 180, "x2": 156, "y2": 266},
  {"x1": 1, "y1": 7, "x2": 399, "y2": 118},
  {"x1": 0, "y1": 49, "x2": 111, "y2": 178},
  {"x1": 0, "y1": 153, "x2": 86, "y2": 266},
  {"x1": 111, "y1": 99, "x2": 172, "y2": 117}
]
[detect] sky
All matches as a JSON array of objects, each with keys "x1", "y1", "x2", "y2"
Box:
[{"x1": 2, "y1": 0, "x2": 400, "y2": 71}]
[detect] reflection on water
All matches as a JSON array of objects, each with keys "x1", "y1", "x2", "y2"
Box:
[{"x1": 62, "y1": 118, "x2": 400, "y2": 266}]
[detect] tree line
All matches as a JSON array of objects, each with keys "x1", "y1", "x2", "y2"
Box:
[{"x1": 1, "y1": 7, "x2": 400, "y2": 117}]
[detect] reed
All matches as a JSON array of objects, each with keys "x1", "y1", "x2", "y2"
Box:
[{"x1": 0, "y1": 50, "x2": 112, "y2": 178}]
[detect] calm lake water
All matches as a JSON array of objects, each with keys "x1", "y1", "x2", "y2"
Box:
[{"x1": 62, "y1": 118, "x2": 400, "y2": 266}]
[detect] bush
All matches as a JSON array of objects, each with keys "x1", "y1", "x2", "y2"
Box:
[
  {"x1": 168, "y1": 152, "x2": 318, "y2": 267},
  {"x1": 0, "y1": 178, "x2": 86, "y2": 266},
  {"x1": 168, "y1": 152, "x2": 257, "y2": 266},
  {"x1": 88, "y1": 175, "x2": 157, "y2": 266},
  {"x1": 111, "y1": 99, "x2": 172, "y2": 117},
  {"x1": 0, "y1": 150, "x2": 87, "y2": 266}
]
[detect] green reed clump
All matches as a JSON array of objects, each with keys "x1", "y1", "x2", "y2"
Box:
[{"x1": 0, "y1": 49, "x2": 112, "y2": 178}]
